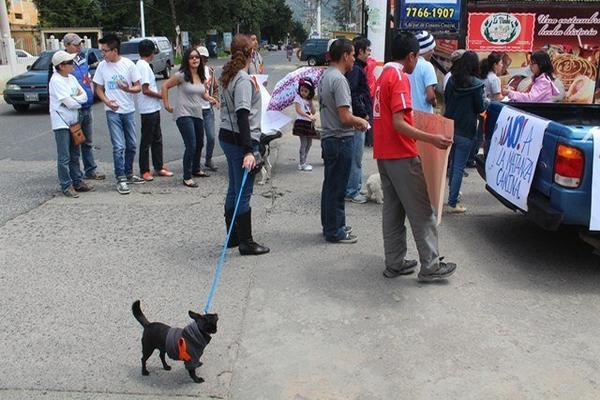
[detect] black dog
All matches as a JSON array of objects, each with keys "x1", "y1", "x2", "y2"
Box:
[{"x1": 132, "y1": 300, "x2": 218, "y2": 383}]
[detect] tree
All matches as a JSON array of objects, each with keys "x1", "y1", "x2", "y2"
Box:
[
  {"x1": 260, "y1": 0, "x2": 293, "y2": 43},
  {"x1": 334, "y1": 0, "x2": 353, "y2": 30},
  {"x1": 33, "y1": 0, "x2": 300, "y2": 46},
  {"x1": 290, "y1": 20, "x2": 308, "y2": 43}
]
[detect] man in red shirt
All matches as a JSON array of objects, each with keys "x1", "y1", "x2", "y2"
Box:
[{"x1": 373, "y1": 31, "x2": 456, "y2": 282}]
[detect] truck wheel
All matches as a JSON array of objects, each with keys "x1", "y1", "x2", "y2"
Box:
[
  {"x1": 13, "y1": 104, "x2": 30, "y2": 112},
  {"x1": 307, "y1": 57, "x2": 317, "y2": 66},
  {"x1": 162, "y1": 64, "x2": 171, "y2": 79}
]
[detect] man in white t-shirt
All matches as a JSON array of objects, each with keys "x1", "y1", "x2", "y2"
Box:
[
  {"x1": 408, "y1": 31, "x2": 438, "y2": 113},
  {"x1": 93, "y1": 34, "x2": 142, "y2": 195},
  {"x1": 136, "y1": 39, "x2": 173, "y2": 181}
]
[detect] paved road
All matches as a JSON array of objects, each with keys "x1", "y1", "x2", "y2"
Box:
[{"x1": 1, "y1": 50, "x2": 600, "y2": 400}]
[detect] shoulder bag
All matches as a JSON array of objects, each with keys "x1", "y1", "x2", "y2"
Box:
[{"x1": 55, "y1": 109, "x2": 85, "y2": 146}]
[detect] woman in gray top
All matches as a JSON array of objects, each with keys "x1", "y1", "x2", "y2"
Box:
[
  {"x1": 219, "y1": 34, "x2": 269, "y2": 256},
  {"x1": 162, "y1": 48, "x2": 217, "y2": 187}
]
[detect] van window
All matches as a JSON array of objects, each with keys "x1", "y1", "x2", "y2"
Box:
[
  {"x1": 87, "y1": 51, "x2": 98, "y2": 65},
  {"x1": 159, "y1": 40, "x2": 171, "y2": 51},
  {"x1": 120, "y1": 42, "x2": 139, "y2": 55}
]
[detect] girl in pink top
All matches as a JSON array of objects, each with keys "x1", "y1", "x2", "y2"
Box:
[{"x1": 504, "y1": 51, "x2": 559, "y2": 103}]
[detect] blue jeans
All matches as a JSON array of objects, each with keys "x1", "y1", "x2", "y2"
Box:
[
  {"x1": 54, "y1": 128, "x2": 83, "y2": 191},
  {"x1": 220, "y1": 139, "x2": 257, "y2": 215},
  {"x1": 176, "y1": 116, "x2": 204, "y2": 180},
  {"x1": 448, "y1": 134, "x2": 475, "y2": 207},
  {"x1": 345, "y1": 131, "x2": 364, "y2": 198},
  {"x1": 321, "y1": 136, "x2": 353, "y2": 242},
  {"x1": 202, "y1": 107, "x2": 215, "y2": 162},
  {"x1": 106, "y1": 111, "x2": 137, "y2": 181},
  {"x1": 468, "y1": 115, "x2": 485, "y2": 165},
  {"x1": 79, "y1": 107, "x2": 97, "y2": 177}
]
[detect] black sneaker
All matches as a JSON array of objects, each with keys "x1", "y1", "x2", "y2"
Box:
[
  {"x1": 336, "y1": 233, "x2": 358, "y2": 244},
  {"x1": 383, "y1": 259, "x2": 418, "y2": 278},
  {"x1": 127, "y1": 175, "x2": 145, "y2": 184},
  {"x1": 418, "y1": 258, "x2": 457, "y2": 282},
  {"x1": 344, "y1": 226, "x2": 353, "y2": 234}
]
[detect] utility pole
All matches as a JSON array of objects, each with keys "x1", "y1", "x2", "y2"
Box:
[
  {"x1": 316, "y1": 0, "x2": 322, "y2": 37},
  {"x1": 140, "y1": 0, "x2": 146, "y2": 37},
  {"x1": 0, "y1": 0, "x2": 17, "y2": 74}
]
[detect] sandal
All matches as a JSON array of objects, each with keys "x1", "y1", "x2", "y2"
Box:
[
  {"x1": 183, "y1": 180, "x2": 198, "y2": 188},
  {"x1": 193, "y1": 171, "x2": 210, "y2": 178}
]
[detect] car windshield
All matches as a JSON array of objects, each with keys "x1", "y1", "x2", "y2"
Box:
[
  {"x1": 30, "y1": 53, "x2": 52, "y2": 71},
  {"x1": 120, "y1": 42, "x2": 139, "y2": 54}
]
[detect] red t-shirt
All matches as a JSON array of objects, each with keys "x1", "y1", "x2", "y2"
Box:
[{"x1": 372, "y1": 63, "x2": 418, "y2": 160}]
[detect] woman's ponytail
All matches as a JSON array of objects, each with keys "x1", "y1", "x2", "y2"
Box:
[{"x1": 220, "y1": 34, "x2": 254, "y2": 88}]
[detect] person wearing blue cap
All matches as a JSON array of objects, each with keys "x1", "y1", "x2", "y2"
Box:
[{"x1": 408, "y1": 31, "x2": 438, "y2": 113}]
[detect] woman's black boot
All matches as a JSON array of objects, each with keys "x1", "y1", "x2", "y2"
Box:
[
  {"x1": 237, "y1": 208, "x2": 270, "y2": 256},
  {"x1": 224, "y1": 208, "x2": 239, "y2": 248}
]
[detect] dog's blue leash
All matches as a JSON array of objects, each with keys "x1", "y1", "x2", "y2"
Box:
[{"x1": 204, "y1": 168, "x2": 249, "y2": 314}]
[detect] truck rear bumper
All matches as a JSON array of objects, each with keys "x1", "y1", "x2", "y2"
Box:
[{"x1": 485, "y1": 185, "x2": 563, "y2": 231}]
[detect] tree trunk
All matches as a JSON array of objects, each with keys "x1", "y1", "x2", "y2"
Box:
[{"x1": 168, "y1": 0, "x2": 181, "y2": 58}]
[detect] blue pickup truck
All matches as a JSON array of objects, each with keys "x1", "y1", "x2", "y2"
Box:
[{"x1": 477, "y1": 102, "x2": 600, "y2": 249}]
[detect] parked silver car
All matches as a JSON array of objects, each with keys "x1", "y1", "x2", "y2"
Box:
[{"x1": 120, "y1": 36, "x2": 174, "y2": 79}]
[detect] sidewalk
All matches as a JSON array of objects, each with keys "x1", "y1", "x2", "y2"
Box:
[{"x1": 2, "y1": 130, "x2": 600, "y2": 400}]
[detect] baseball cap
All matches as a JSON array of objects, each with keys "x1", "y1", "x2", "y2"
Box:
[
  {"x1": 415, "y1": 31, "x2": 436, "y2": 55},
  {"x1": 450, "y1": 49, "x2": 466, "y2": 62},
  {"x1": 197, "y1": 46, "x2": 209, "y2": 57},
  {"x1": 62, "y1": 33, "x2": 83, "y2": 46},
  {"x1": 52, "y1": 50, "x2": 77, "y2": 66}
]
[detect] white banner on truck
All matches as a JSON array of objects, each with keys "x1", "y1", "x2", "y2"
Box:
[
  {"x1": 590, "y1": 129, "x2": 600, "y2": 231},
  {"x1": 485, "y1": 106, "x2": 550, "y2": 211}
]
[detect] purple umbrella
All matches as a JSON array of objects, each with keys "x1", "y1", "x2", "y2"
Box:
[{"x1": 267, "y1": 67, "x2": 325, "y2": 112}]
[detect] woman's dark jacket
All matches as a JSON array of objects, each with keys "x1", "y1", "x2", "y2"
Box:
[{"x1": 444, "y1": 76, "x2": 488, "y2": 139}]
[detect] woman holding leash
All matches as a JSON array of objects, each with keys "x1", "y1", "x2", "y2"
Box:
[{"x1": 219, "y1": 34, "x2": 269, "y2": 256}]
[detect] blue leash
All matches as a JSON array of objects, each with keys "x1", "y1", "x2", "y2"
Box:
[{"x1": 204, "y1": 168, "x2": 249, "y2": 314}]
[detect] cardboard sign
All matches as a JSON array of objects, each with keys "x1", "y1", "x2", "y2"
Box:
[
  {"x1": 485, "y1": 106, "x2": 550, "y2": 211},
  {"x1": 591, "y1": 129, "x2": 600, "y2": 231},
  {"x1": 413, "y1": 111, "x2": 454, "y2": 225},
  {"x1": 468, "y1": 13, "x2": 536, "y2": 52}
]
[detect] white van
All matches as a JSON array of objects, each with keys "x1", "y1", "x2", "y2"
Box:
[{"x1": 120, "y1": 36, "x2": 174, "y2": 79}]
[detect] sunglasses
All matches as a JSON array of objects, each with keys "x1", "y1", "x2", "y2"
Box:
[{"x1": 60, "y1": 60, "x2": 74, "y2": 65}]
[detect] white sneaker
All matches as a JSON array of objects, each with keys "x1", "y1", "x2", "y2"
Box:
[
  {"x1": 117, "y1": 181, "x2": 131, "y2": 195},
  {"x1": 302, "y1": 164, "x2": 313, "y2": 171},
  {"x1": 298, "y1": 164, "x2": 303, "y2": 171},
  {"x1": 444, "y1": 204, "x2": 466, "y2": 214}
]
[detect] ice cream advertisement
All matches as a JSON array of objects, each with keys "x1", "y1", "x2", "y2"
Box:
[{"x1": 465, "y1": 4, "x2": 600, "y2": 104}]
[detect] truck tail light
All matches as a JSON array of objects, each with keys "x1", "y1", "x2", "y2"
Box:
[{"x1": 554, "y1": 144, "x2": 584, "y2": 188}]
